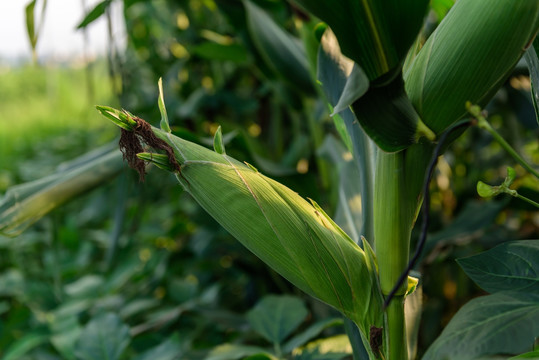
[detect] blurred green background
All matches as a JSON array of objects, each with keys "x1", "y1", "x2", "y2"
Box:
[{"x1": 0, "y1": 0, "x2": 537, "y2": 359}]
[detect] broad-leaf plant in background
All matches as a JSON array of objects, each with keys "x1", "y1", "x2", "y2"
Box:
[{"x1": 2, "y1": 0, "x2": 539, "y2": 359}]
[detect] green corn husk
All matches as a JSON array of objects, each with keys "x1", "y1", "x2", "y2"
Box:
[
  {"x1": 405, "y1": 0, "x2": 539, "y2": 134},
  {"x1": 293, "y1": 0, "x2": 429, "y2": 81},
  {"x1": 97, "y1": 106, "x2": 384, "y2": 350}
]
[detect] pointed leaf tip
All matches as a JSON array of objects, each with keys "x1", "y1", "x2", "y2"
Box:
[
  {"x1": 158, "y1": 78, "x2": 171, "y2": 133},
  {"x1": 213, "y1": 126, "x2": 226, "y2": 154}
]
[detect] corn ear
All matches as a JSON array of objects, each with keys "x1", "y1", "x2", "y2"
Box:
[
  {"x1": 294, "y1": 0, "x2": 429, "y2": 81},
  {"x1": 99, "y1": 107, "x2": 384, "y2": 345},
  {"x1": 405, "y1": 0, "x2": 539, "y2": 134},
  {"x1": 168, "y1": 128, "x2": 384, "y2": 334}
]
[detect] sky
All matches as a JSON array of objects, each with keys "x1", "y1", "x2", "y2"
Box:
[{"x1": 0, "y1": 0, "x2": 125, "y2": 62}]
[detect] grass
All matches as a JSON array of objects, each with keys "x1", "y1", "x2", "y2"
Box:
[{"x1": 0, "y1": 61, "x2": 118, "y2": 189}]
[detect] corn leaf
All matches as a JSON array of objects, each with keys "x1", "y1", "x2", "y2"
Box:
[
  {"x1": 25, "y1": 0, "x2": 37, "y2": 50},
  {"x1": 351, "y1": 73, "x2": 429, "y2": 152},
  {"x1": 0, "y1": 147, "x2": 123, "y2": 237},
  {"x1": 316, "y1": 25, "x2": 431, "y2": 152},
  {"x1": 318, "y1": 136, "x2": 362, "y2": 244},
  {"x1": 243, "y1": 0, "x2": 315, "y2": 95},
  {"x1": 331, "y1": 64, "x2": 369, "y2": 116},
  {"x1": 293, "y1": 0, "x2": 429, "y2": 80},
  {"x1": 405, "y1": 0, "x2": 539, "y2": 134},
  {"x1": 76, "y1": 0, "x2": 111, "y2": 29}
]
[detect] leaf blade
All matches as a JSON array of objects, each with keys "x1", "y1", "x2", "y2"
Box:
[
  {"x1": 457, "y1": 240, "x2": 539, "y2": 294},
  {"x1": 423, "y1": 292, "x2": 539, "y2": 360}
]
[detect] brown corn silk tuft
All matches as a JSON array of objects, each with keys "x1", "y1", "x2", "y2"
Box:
[{"x1": 118, "y1": 116, "x2": 181, "y2": 181}]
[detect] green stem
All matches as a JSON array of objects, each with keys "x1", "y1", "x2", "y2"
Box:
[
  {"x1": 374, "y1": 151, "x2": 413, "y2": 359},
  {"x1": 386, "y1": 296, "x2": 406, "y2": 360},
  {"x1": 515, "y1": 193, "x2": 539, "y2": 208},
  {"x1": 473, "y1": 109, "x2": 539, "y2": 180}
]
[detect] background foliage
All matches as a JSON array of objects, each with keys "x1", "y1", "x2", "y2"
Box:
[{"x1": 0, "y1": 0, "x2": 538, "y2": 359}]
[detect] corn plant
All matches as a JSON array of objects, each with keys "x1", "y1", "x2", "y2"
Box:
[
  {"x1": 3, "y1": 0, "x2": 538, "y2": 359},
  {"x1": 93, "y1": 1, "x2": 539, "y2": 358}
]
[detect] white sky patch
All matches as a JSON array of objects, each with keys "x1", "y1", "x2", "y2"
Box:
[{"x1": 0, "y1": 0, "x2": 126, "y2": 62}]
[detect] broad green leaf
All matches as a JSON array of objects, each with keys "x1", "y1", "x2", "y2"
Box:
[
  {"x1": 192, "y1": 42, "x2": 249, "y2": 63},
  {"x1": 314, "y1": 9, "x2": 434, "y2": 152},
  {"x1": 295, "y1": 334, "x2": 352, "y2": 360},
  {"x1": 316, "y1": 27, "x2": 376, "y2": 246},
  {"x1": 77, "y1": 0, "x2": 111, "y2": 29},
  {"x1": 293, "y1": 0, "x2": 429, "y2": 80},
  {"x1": 343, "y1": 319, "x2": 370, "y2": 360},
  {"x1": 318, "y1": 135, "x2": 362, "y2": 243},
  {"x1": 524, "y1": 38, "x2": 539, "y2": 124},
  {"x1": 64, "y1": 275, "x2": 104, "y2": 297},
  {"x1": 405, "y1": 0, "x2": 539, "y2": 134},
  {"x1": 423, "y1": 200, "x2": 507, "y2": 258},
  {"x1": 331, "y1": 64, "x2": 369, "y2": 116},
  {"x1": 247, "y1": 295, "x2": 308, "y2": 345},
  {"x1": 457, "y1": 240, "x2": 539, "y2": 294},
  {"x1": 283, "y1": 318, "x2": 343, "y2": 353},
  {"x1": 133, "y1": 333, "x2": 184, "y2": 360},
  {"x1": 351, "y1": 73, "x2": 432, "y2": 152},
  {"x1": 50, "y1": 315, "x2": 81, "y2": 360},
  {"x1": 0, "y1": 146, "x2": 123, "y2": 237},
  {"x1": 243, "y1": 0, "x2": 315, "y2": 95},
  {"x1": 2, "y1": 332, "x2": 48, "y2": 360},
  {"x1": 429, "y1": 0, "x2": 455, "y2": 21},
  {"x1": 205, "y1": 344, "x2": 270, "y2": 360},
  {"x1": 423, "y1": 292, "x2": 539, "y2": 360},
  {"x1": 74, "y1": 313, "x2": 131, "y2": 360}
]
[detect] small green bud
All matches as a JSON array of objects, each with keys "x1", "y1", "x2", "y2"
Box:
[{"x1": 503, "y1": 167, "x2": 516, "y2": 187}]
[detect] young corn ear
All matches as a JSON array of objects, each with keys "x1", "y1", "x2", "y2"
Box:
[
  {"x1": 405, "y1": 0, "x2": 539, "y2": 134},
  {"x1": 98, "y1": 106, "x2": 384, "y2": 351},
  {"x1": 293, "y1": 0, "x2": 429, "y2": 81}
]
